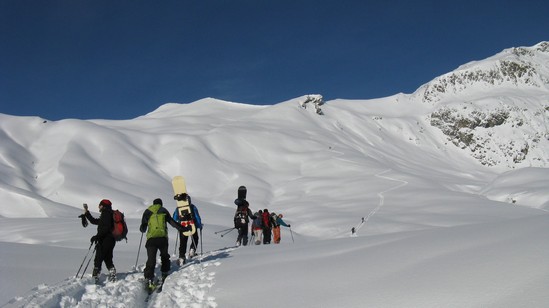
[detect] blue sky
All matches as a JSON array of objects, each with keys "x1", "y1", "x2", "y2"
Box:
[{"x1": 1, "y1": 0, "x2": 548, "y2": 120}]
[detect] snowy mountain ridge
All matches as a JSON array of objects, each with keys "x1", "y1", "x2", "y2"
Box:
[
  {"x1": 412, "y1": 41, "x2": 549, "y2": 168},
  {"x1": 415, "y1": 41, "x2": 549, "y2": 103},
  {"x1": 0, "y1": 42, "x2": 548, "y2": 222},
  {"x1": 2, "y1": 43, "x2": 549, "y2": 308}
]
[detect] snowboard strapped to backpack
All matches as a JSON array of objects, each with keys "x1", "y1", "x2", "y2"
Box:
[{"x1": 112, "y1": 209, "x2": 128, "y2": 242}]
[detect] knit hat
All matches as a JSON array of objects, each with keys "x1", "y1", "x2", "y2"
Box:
[
  {"x1": 99, "y1": 199, "x2": 112, "y2": 207},
  {"x1": 153, "y1": 198, "x2": 163, "y2": 205}
]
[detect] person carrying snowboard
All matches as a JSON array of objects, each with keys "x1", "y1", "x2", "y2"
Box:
[
  {"x1": 172, "y1": 194, "x2": 202, "y2": 265},
  {"x1": 251, "y1": 210, "x2": 263, "y2": 245},
  {"x1": 234, "y1": 199, "x2": 256, "y2": 246},
  {"x1": 140, "y1": 198, "x2": 186, "y2": 289},
  {"x1": 83, "y1": 199, "x2": 117, "y2": 283},
  {"x1": 273, "y1": 213, "x2": 291, "y2": 244}
]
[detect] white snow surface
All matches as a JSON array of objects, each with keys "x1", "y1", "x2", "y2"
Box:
[{"x1": 1, "y1": 43, "x2": 549, "y2": 307}]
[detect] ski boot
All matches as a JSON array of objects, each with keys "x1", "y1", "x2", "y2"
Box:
[
  {"x1": 147, "y1": 278, "x2": 157, "y2": 293},
  {"x1": 177, "y1": 257, "x2": 186, "y2": 266},
  {"x1": 156, "y1": 271, "x2": 168, "y2": 292},
  {"x1": 108, "y1": 267, "x2": 116, "y2": 282},
  {"x1": 189, "y1": 249, "x2": 196, "y2": 258},
  {"x1": 92, "y1": 267, "x2": 101, "y2": 284}
]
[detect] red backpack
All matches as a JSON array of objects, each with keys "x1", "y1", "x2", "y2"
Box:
[
  {"x1": 112, "y1": 209, "x2": 128, "y2": 242},
  {"x1": 262, "y1": 212, "x2": 271, "y2": 228}
]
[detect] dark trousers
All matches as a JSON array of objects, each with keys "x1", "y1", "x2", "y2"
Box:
[
  {"x1": 144, "y1": 237, "x2": 170, "y2": 280},
  {"x1": 236, "y1": 223, "x2": 249, "y2": 246},
  {"x1": 179, "y1": 231, "x2": 199, "y2": 258},
  {"x1": 94, "y1": 237, "x2": 116, "y2": 271},
  {"x1": 263, "y1": 227, "x2": 272, "y2": 244}
]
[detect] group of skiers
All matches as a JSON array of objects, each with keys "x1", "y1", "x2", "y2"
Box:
[
  {"x1": 79, "y1": 191, "x2": 290, "y2": 288},
  {"x1": 233, "y1": 199, "x2": 290, "y2": 246},
  {"x1": 80, "y1": 195, "x2": 202, "y2": 288}
]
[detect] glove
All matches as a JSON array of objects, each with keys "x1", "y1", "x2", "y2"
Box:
[
  {"x1": 288, "y1": 224, "x2": 291, "y2": 228},
  {"x1": 90, "y1": 235, "x2": 98, "y2": 244},
  {"x1": 79, "y1": 214, "x2": 88, "y2": 227},
  {"x1": 140, "y1": 226, "x2": 146, "y2": 233},
  {"x1": 83, "y1": 203, "x2": 88, "y2": 211}
]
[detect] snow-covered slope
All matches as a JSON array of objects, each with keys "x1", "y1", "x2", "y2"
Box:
[{"x1": 1, "y1": 42, "x2": 549, "y2": 307}]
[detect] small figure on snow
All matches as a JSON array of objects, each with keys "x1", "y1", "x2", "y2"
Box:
[
  {"x1": 234, "y1": 199, "x2": 256, "y2": 246},
  {"x1": 272, "y1": 213, "x2": 291, "y2": 244},
  {"x1": 262, "y1": 209, "x2": 274, "y2": 244},
  {"x1": 172, "y1": 195, "x2": 202, "y2": 265},
  {"x1": 140, "y1": 198, "x2": 186, "y2": 289},
  {"x1": 251, "y1": 210, "x2": 263, "y2": 245},
  {"x1": 83, "y1": 199, "x2": 117, "y2": 283}
]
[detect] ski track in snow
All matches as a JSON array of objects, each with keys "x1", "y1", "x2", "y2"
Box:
[
  {"x1": 355, "y1": 169, "x2": 408, "y2": 235},
  {"x1": 3, "y1": 247, "x2": 236, "y2": 308}
]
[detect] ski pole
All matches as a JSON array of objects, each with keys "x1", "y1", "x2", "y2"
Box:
[
  {"x1": 220, "y1": 228, "x2": 236, "y2": 237},
  {"x1": 81, "y1": 244, "x2": 97, "y2": 279},
  {"x1": 174, "y1": 231, "x2": 179, "y2": 256},
  {"x1": 249, "y1": 231, "x2": 255, "y2": 246},
  {"x1": 290, "y1": 227, "x2": 295, "y2": 243},
  {"x1": 135, "y1": 231, "x2": 144, "y2": 270},
  {"x1": 75, "y1": 242, "x2": 94, "y2": 278},
  {"x1": 214, "y1": 227, "x2": 235, "y2": 235},
  {"x1": 200, "y1": 228, "x2": 203, "y2": 256}
]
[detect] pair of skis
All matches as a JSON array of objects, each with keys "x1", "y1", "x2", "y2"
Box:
[{"x1": 144, "y1": 276, "x2": 166, "y2": 302}]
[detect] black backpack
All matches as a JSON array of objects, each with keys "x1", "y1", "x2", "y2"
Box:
[{"x1": 234, "y1": 208, "x2": 247, "y2": 228}]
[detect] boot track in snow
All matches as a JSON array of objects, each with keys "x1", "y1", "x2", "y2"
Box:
[{"x1": 2, "y1": 246, "x2": 237, "y2": 308}]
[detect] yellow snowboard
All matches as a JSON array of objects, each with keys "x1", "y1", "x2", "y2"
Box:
[{"x1": 172, "y1": 176, "x2": 196, "y2": 236}]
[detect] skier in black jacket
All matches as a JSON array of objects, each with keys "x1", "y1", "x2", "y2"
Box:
[
  {"x1": 84, "y1": 199, "x2": 116, "y2": 283},
  {"x1": 233, "y1": 199, "x2": 256, "y2": 246}
]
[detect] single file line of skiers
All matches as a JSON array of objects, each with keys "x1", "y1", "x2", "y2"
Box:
[
  {"x1": 76, "y1": 192, "x2": 291, "y2": 287},
  {"x1": 232, "y1": 198, "x2": 292, "y2": 246}
]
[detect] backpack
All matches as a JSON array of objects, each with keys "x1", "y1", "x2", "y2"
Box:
[
  {"x1": 270, "y1": 213, "x2": 279, "y2": 227},
  {"x1": 262, "y1": 212, "x2": 271, "y2": 228},
  {"x1": 112, "y1": 209, "x2": 128, "y2": 242},
  {"x1": 147, "y1": 205, "x2": 168, "y2": 239},
  {"x1": 234, "y1": 208, "x2": 248, "y2": 228},
  {"x1": 252, "y1": 214, "x2": 263, "y2": 228}
]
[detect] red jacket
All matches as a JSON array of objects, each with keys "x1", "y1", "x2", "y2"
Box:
[{"x1": 262, "y1": 211, "x2": 272, "y2": 229}]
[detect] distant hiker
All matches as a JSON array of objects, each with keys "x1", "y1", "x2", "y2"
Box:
[
  {"x1": 351, "y1": 227, "x2": 357, "y2": 237},
  {"x1": 272, "y1": 213, "x2": 291, "y2": 244},
  {"x1": 140, "y1": 198, "x2": 186, "y2": 288},
  {"x1": 172, "y1": 195, "x2": 202, "y2": 265},
  {"x1": 83, "y1": 199, "x2": 117, "y2": 283},
  {"x1": 362, "y1": 217, "x2": 365, "y2": 223},
  {"x1": 251, "y1": 210, "x2": 264, "y2": 245},
  {"x1": 262, "y1": 209, "x2": 273, "y2": 244},
  {"x1": 234, "y1": 199, "x2": 256, "y2": 246}
]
